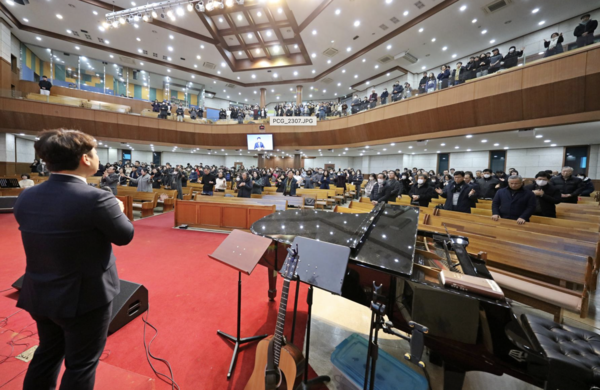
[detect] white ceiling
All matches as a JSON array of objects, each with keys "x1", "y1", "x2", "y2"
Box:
[
  {"x1": 7, "y1": 0, "x2": 598, "y2": 103},
  {"x1": 15, "y1": 121, "x2": 599, "y2": 159}
]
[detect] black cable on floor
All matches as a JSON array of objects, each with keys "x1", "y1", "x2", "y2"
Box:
[{"x1": 142, "y1": 304, "x2": 180, "y2": 390}]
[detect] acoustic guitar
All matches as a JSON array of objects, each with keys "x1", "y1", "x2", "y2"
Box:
[{"x1": 244, "y1": 246, "x2": 305, "y2": 390}]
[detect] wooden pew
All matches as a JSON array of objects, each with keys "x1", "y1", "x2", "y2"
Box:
[
  {"x1": 116, "y1": 195, "x2": 134, "y2": 221},
  {"x1": 470, "y1": 207, "x2": 600, "y2": 225},
  {"x1": 261, "y1": 194, "x2": 306, "y2": 209},
  {"x1": 0, "y1": 188, "x2": 25, "y2": 196},
  {"x1": 116, "y1": 189, "x2": 158, "y2": 217},
  {"x1": 174, "y1": 199, "x2": 275, "y2": 231},
  {"x1": 193, "y1": 195, "x2": 288, "y2": 211},
  {"x1": 333, "y1": 206, "x2": 369, "y2": 214}
]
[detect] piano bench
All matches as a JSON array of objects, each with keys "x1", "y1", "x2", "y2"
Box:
[{"x1": 521, "y1": 314, "x2": 600, "y2": 390}]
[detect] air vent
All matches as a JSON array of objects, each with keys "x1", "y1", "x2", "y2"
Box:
[
  {"x1": 225, "y1": 83, "x2": 236, "y2": 89},
  {"x1": 98, "y1": 38, "x2": 104, "y2": 43},
  {"x1": 389, "y1": 17, "x2": 400, "y2": 24},
  {"x1": 203, "y1": 61, "x2": 216, "y2": 69},
  {"x1": 153, "y1": 53, "x2": 158, "y2": 57},
  {"x1": 394, "y1": 51, "x2": 418, "y2": 64},
  {"x1": 163, "y1": 55, "x2": 168, "y2": 60},
  {"x1": 119, "y1": 56, "x2": 136, "y2": 65},
  {"x1": 72, "y1": 31, "x2": 80, "y2": 37},
  {"x1": 180, "y1": 57, "x2": 185, "y2": 61},
  {"x1": 80, "y1": 29, "x2": 88, "y2": 33},
  {"x1": 414, "y1": 1, "x2": 425, "y2": 9},
  {"x1": 322, "y1": 47, "x2": 339, "y2": 57},
  {"x1": 321, "y1": 77, "x2": 334, "y2": 85},
  {"x1": 483, "y1": 0, "x2": 512, "y2": 14},
  {"x1": 85, "y1": 34, "x2": 92, "y2": 40},
  {"x1": 379, "y1": 24, "x2": 389, "y2": 31},
  {"x1": 378, "y1": 55, "x2": 395, "y2": 64}
]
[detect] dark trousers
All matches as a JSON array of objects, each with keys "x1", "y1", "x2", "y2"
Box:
[
  {"x1": 23, "y1": 301, "x2": 112, "y2": 390},
  {"x1": 576, "y1": 34, "x2": 594, "y2": 48}
]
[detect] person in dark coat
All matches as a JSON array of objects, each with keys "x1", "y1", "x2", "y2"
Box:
[
  {"x1": 418, "y1": 73, "x2": 428, "y2": 94},
  {"x1": 251, "y1": 171, "x2": 264, "y2": 195},
  {"x1": 550, "y1": 166, "x2": 584, "y2": 204},
  {"x1": 370, "y1": 173, "x2": 395, "y2": 204},
  {"x1": 351, "y1": 95, "x2": 361, "y2": 114},
  {"x1": 380, "y1": 88, "x2": 389, "y2": 105},
  {"x1": 37, "y1": 161, "x2": 49, "y2": 176},
  {"x1": 30, "y1": 159, "x2": 40, "y2": 173},
  {"x1": 543, "y1": 32, "x2": 564, "y2": 57},
  {"x1": 336, "y1": 171, "x2": 348, "y2": 191},
  {"x1": 450, "y1": 62, "x2": 465, "y2": 86},
  {"x1": 574, "y1": 14, "x2": 598, "y2": 48},
  {"x1": 38, "y1": 75, "x2": 52, "y2": 95},
  {"x1": 200, "y1": 167, "x2": 215, "y2": 196},
  {"x1": 476, "y1": 169, "x2": 500, "y2": 199},
  {"x1": 151, "y1": 168, "x2": 163, "y2": 189},
  {"x1": 399, "y1": 172, "x2": 412, "y2": 195},
  {"x1": 435, "y1": 171, "x2": 476, "y2": 213},
  {"x1": 524, "y1": 171, "x2": 561, "y2": 218},
  {"x1": 100, "y1": 166, "x2": 119, "y2": 195},
  {"x1": 151, "y1": 99, "x2": 160, "y2": 112},
  {"x1": 437, "y1": 65, "x2": 451, "y2": 89},
  {"x1": 392, "y1": 81, "x2": 403, "y2": 102},
  {"x1": 171, "y1": 167, "x2": 184, "y2": 199},
  {"x1": 492, "y1": 175, "x2": 537, "y2": 224},
  {"x1": 158, "y1": 101, "x2": 170, "y2": 119},
  {"x1": 237, "y1": 172, "x2": 253, "y2": 198},
  {"x1": 319, "y1": 170, "x2": 330, "y2": 189},
  {"x1": 464, "y1": 171, "x2": 480, "y2": 209},
  {"x1": 14, "y1": 129, "x2": 134, "y2": 390},
  {"x1": 188, "y1": 170, "x2": 198, "y2": 183},
  {"x1": 475, "y1": 53, "x2": 490, "y2": 78},
  {"x1": 351, "y1": 170, "x2": 364, "y2": 199},
  {"x1": 577, "y1": 173, "x2": 595, "y2": 197},
  {"x1": 502, "y1": 46, "x2": 524, "y2": 69},
  {"x1": 281, "y1": 171, "x2": 298, "y2": 196},
  {"x1": 409, "y1": 175, "x2": 435, "y2": 207},
  {"x1": 369, "y1": 90, "x2": 378, "y2": 109}
]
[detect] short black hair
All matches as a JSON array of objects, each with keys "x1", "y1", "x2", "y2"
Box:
[
  {"x1": 453, "y1": 171, "x2": 465, "y2": 177},
  {"x1": 492, "y1": 48, "x2": 499, "y2": 52},
  {"x1": 21, "y1": 173, "x2": 30, "y2": 179},
  {"x1": 483, "y1": 168, "x2": 492, "y2": 173},
  {"x1": 42, "y1": 75, "x2": 47, "y2": 78},
  {"x1": 35, "y1": 129, "x2": 96, "y2": 172},
  {"x1": 535, "y1": 171, "x2": 551, "y2": 179},
  {"x1": 581, "y1": 14, "x2": 591, "y2": 20}
]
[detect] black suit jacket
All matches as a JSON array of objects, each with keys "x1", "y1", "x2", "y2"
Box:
[
  {"x1": 14, "y1": 174, "x2": 134, "y2": 318},
  {"x1": 440, "y1": 182, "x2": 473, "y2": 213}
]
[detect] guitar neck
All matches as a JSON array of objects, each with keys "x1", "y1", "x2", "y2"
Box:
[{"x1": 273, "y1": 277, "x2": 292, "y2": 367}]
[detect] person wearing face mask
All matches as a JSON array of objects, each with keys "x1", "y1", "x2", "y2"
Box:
[
  {"x1": 502, "y1": 46, "x2": 524, "y2": 69},
  {"x1": 574, "y1": 14, "x2": 598, "y2": 48},
  {"x1": 524, "y1": 171, "x2": 561, "y2": 218},
  {"x1": 550, "y1": 166, "x2": 584, "y2": 203},
  {"x1": 392, "y1": 81, "x2": 403, "y2": 102},
  {"x1": 380, "y1": 88, "x2": 389, "y2": 105},
  {"x1": 399, "y1": 173, "x2": 411, "y2": 195},
  {"x1": 543, "y1": 32, "x2": 564, "y2": 58},
  {"x1": 409, "y1": 174, "x2": 435, "y2": 207},
  {"x1": 578, "y1": 173, "x2": 595, "y2": 197},
  {"x1": 370, "y1": 173, "x2": 394, "y2": 204},
  {"x1": 418, "y1": 72, "x2": 428, "y2": 94},
  {"x1": 464, "y1": 171, "x2": 480, "y2": 209},
  {"x1": 492, "y1": 175, "x2": 536, "y2": 224},
  {"x1": 435, "y1": 171, "x2": 474, "y2": 213},
  {"x1": 487, "y1": 48, "x2": 503, "y2": 74},
  {"x1": 475, "y1": 53, "x2": 490, "y2": 78},
  {"x1": 311, "y1": 169, "x2": 323, "y2": 188},
  {"x1": 364, "y1": 174, "x2": 377, "y2": 198},
  {"x1": 437, "y1": 65, "x2": 451, "y2": 89},
  {"x1": 304, "y1": 170, "x2": 314, "y2": 189},
  {"x1": 464, "y1": 57, "x2": 477, "y2": 81},
  {"x1": 369, "y1": 89, "x2": 378, "y2": 109},
  {"x1": 351, "y1": 95, "x2": 361, "y2": 114},
  {"x1": 450, "y1": 62, "x2": 465, "y2": 86},
  {"x1": 476, "y1": 168, "x2": 500, "y2": 199}
]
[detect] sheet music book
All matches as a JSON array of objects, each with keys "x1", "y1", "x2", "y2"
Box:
[{"x1": 438, "y1": 270, "x2": 504, "y2": 300}]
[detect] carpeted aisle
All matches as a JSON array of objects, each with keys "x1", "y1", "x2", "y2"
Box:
[{"x1": 0, "y1": 212, "x2": 322, "y2": 390}]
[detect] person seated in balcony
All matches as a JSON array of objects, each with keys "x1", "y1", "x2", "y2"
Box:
[
  {"x1": 380, "y1": 88, "x2": 389, "y2": 105},
  {"x1": 574, "y1": 14, "x2": 598, "y2": 48},
  {"x1": 189, "y1": 107, "x2": 198, "y2": 120},
  {"x1": 426, "y1": 73, "x2": 437, "y2": 93},
  {"x1": 475, "y1": 53, "x2": 490, "y2": 78},
  {"x1": 230, "y1": 107, "x2": 238, "y2": 120},
  {"x1": 175, "y1": 105, "x2": 184, "y2": 122},
  {"x1": 437, "y1": 65, "x2": 451, "y2": 89},
  {"x1": 369, "y1": 89, "x2": 378, "y2": 109},
  {"x1": 392, "y1": 81, "x2": 403, "y2": 102},
  {"x1": 151, "y1": 99, "x2": 160, "y2": 112},
  {"x1": 318, "y1": 103, "x2": 327, "y2": 120},
  {"x1": 39, "y1": 75, "x2": 52, "y2": 96},
  {"x1": 450, "y1": 62, "x2": 465, "y2": 86},
  {"x1": 351, "y1": 94, "x2": 361, "y2": 114},
  {"x1": 543, "y1": 32, "x2": 564, "y2": 57},
  {"x1": 418, "y1": 72, "x2": 428, "y2": 94},
  {"x1": 488, "y1": 48, "x2": 504, "y2": 74},
  {"x1": 501, "y1": 46, "x2": 524, "y2": 69}
]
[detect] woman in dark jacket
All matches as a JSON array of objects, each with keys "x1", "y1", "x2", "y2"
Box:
[
  {"x1": 275, "y1": 174, "x2": 285, "y2": 193},
  {"x1": 437, "y1": 65, "x2": 451, "y2": 89},
  {"x1": 237, "y1": 172, "x2": 253, "y2": 198},
  {"x1": 30, "y1": 159, "x2": 39, "y2": 173},
  {"x1": 409, "y1": 175, "x2": 435, "y2": 207},
  {"x1": 319, "y1": 170, "x2": 330, "y2": 190},
  {"x1": 578, "y1": 174, "x2": 595, "y2": 197},
  {"x1": 399, "y1": 172, "x2": 412, "y2": 195},
  {"x1": 352, "y1": 170, "x2": 364, "y2": 199},
  {"x1": 543, "y1": 32, "x2": 564, "y2": 57},
  {"x1": 251, "y1": 171, "x2": 263, "y2": 195},
  {"x1": 336, "y1": 171, "x2": 348, "y2": 191},
  {"x1": 151, "y1": 168, "x2": 163, "y2": 189},
  {"x1": 188, "y1": 170, "x2": 198, "y2": 183},
  {"x1": 502, "y1": 46, "x2": 524, "y2": 69}
]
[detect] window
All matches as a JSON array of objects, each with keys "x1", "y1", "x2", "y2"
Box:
[
  {"x1": 489, "y1": 151, "x2": 506, "y2": 173},
  {"x1": 437, "y1": 153, "x2": 449, "y2": 174},
  {"x1": 10, "y1": 55, "x2": 17, "y2": 74},
  {"x1": 153, "y1": 152, "x2": 161, "y2": 166},
  {"x1": 122, "y1": 151, "x2": 131, "y2": 162},
  {"x1": 564, "y1": 146, "x2": 589, "y2": 176}
]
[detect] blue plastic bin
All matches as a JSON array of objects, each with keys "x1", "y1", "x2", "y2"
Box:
[{"x1": 330, "y1": 333, "x2": 429, "y2": 390}]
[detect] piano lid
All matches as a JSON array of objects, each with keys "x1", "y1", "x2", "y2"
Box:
[{"x1": 250, "y1": 204, "x2": 419, "y2": 276}]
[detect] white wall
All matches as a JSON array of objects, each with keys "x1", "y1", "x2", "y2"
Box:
[
  {"x1": 159, "y1": 152, "x2": 226, "y2": 167},
  {"x1": 0, "y1": 134, "x2": 15, "y2": 163},
  {"x1": 505, "y1": 147, "x2": 565, "y2": 179},
  {"x1": 448, "y1": 151, "x2": 489, "y2": 173},
  {"x1": 96, "y1": 148, "x2": 109, "y2": 164},
  {"x1": 304, "y1": 157, "x2": 352, "y2": 169},
  {"x1": 15, "y1": 137, "x2": 35, "y2": 163},
  {"x1": 108, "y1": 148, "x2": 118, "y2": 163},
  {"x1": 225, "y1": 155, "x2": 257, "y2": 168},
  {"x1": 204, "y1": 97, "x2": 234, "y2": 110}
]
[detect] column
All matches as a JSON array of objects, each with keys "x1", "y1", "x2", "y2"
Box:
[
  {"x1": 0, "y1": 133, "x2": 16, "y2": 176},
  {"x1": 0, "y1": 18, "x2": 12, "y2": 91},
  {"x1": 296, "y1": 85, "x2": 302, "y2": 106},
  {"x1": 257, "y1": 153, "x2": 265, "y2": 168},
  {"x1": 294, "y1": 153, "x2": 301, "y2": 169},
  {"x1": 260, "y1": 88, "x2": 266, "y2": 108}
]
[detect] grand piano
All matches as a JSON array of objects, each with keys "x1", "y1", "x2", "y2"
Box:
[{"x1": 252, "y1": 203, "x2": 600, "y2": 390}]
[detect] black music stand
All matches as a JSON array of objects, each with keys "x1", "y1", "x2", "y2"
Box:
[
  {"x1": 288, "y1": 236, "x2": 350, "y2": 389},
  {"x1": 209, "y1": 229, "x2": 273, "y2": 380}
]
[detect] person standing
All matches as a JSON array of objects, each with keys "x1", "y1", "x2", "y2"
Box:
[
  {"x1": 281, "y1": 171, "x2": 298, "y2": 196},
  {"x1": 450, "y1": 62, "x2": 464, "y2": 86},
  {"x1": 392, "y1": 81, "x2": 403, "y2": 102},
  {"x1": 370, "y1": 173, "x2": 393, "y2": 204},
  {"x1": 487, "y1": 48, "x2": 503, "y2": 74},
  {"x1": 14, "y1": 129, "x2": 134, "y2": 390},
  {"x1": 476, "y1": 169, "x2": 500, "y2": 199},
  {"x1": 237, "y1": 172, "x2": 253, "y2": 198},
  {"x1": 435, "y1": 171, "x2": 474, "y2": 213},
  {"x1": 170, "y1": 167, "x2": 184, "y2": 199},
  {"x1": 524, "y1": 171, "x2": 561, "y2": 218},
  {"x1": 502, "y1": 46, "x2": 524, "y2": 69},
  {"x1": 369, "y1": 89, "x2": 378, "y2": 109},
  {"x1": 380, "y1": 88, "x2": 389, "y2": 105},
  {"x1": 200, "y1": 167, "x2": 215, "y2": 196},
  {"x1": 574, "y1": 14, "x2": 597, "y2": 48},
  {"x1": 30, "y1": 159, "x2": 40, "y2": 173},
  {"x1": 175, "y1": 105, "x2": 184, "y2": 122},
  {"x1": 463, "y1": 171, "x2": 480, "y2": 209},
  {"x1": 39, "y1": 75, "x2": 52, "y2": 96},
  {"x1": 351, "y1": 95, "x2": 361, "y2": 114},
  {"x1": 492, "y1": 175, "x2": 536, "y2": 224},
  {"x1": 418, "y1": 73, "x2": 428, "y2": 94},
  {"x1": 123, "y1": 167, "x2": 153, "y2": 192},
  {"x1": 543, "y1": 32, "x2": 564, "y2": 57},
  {"x1": 550, "y1": 166, "x2": 584, "y2": 204},
  {"x1": 37, "y1": 160, "x2": 49, "y2": 176},
  {"x1": 409, "y1": 174, "x2": 435, "y2": 207},
  {"x1": 101, "y1": 166, "x2": 120, "y2": 195}
]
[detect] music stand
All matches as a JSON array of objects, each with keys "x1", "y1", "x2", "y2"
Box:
[
  {"x1": 209, "y1": 229, "x2": 273, "y2": 379},
  {"x1": 289, "y1": 236, "x2": 350, "y2": 389}
]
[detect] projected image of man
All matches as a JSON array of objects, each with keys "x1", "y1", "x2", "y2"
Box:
[{"x1": 254, "y1": 137, "x2": 265, "y2": 150}]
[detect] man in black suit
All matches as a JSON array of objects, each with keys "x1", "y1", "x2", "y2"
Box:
[
  {"x1": 14, "y1": 129, "x2": 134, "y2": 390},
  {"x1": 435, "y1": 171, "x2": 476, "y2": 213}
]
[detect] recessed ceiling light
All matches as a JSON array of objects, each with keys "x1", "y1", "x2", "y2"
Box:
[
  {"x1": 353, "y1": 20, "x2": 360, "y2": 27},
  {"x1": 504, "y1": 146, "x2": 510, "y2": 150},
  {"x1": 532, "y1": 8, "x2": 539, "y2": 13},
  {"x1": 36, "y1": 37, "x2": 42, "y2": 41},
  {"x1": 386, "y1": 44, "x2": 392, "y2": 50},
  {"x1": 98, "y1": 26, "x2": 105, "y2": 32},
  {"x1": 168, "y1": 46, "x2": 173, "y2": 51},
  {"x1": 237, "y1": 14, "x2": 242, "y2": 21},
  {"x1": 442, "y1": 46, "x2": 447, "y2": 51},
  {"x1": 342, "y1": 69, "x2": 346, "y2": 73},
  {"x1": 550, "y1": 144, "x2": 556, "y2": 147},
  {"x1": 138, "y1": 49, "x2": 143, "y2": 53},
  {"x1": 247, "y1": 33, "x2": 252, "y2": 39},
  {"x1": 418, "y1": 28, "x2": 424, "y2": 32},
  {"x1": 335, "y1": 9, "x2": 341, "y2": 15},
  {"x1": 422, "y1": 66, "x2": 426, "y2": 70},
  {"x1": 251, "y1": 74, "x2": 256, "y2": 78},
  {"x1": 255, "y1": 48, "x2": 260, "y2": 54},
  {"x1": 219, "y1": 17, "x2": 223, "y2": 22},
  {"x1": 271, "y1": 89, "x2": 275, "y2": 92},
  {"x1": 490, "y1": 39, "x2": 496, "y2": 44},
  {"x1": 538, "y1": 51, "x2": 545, "y2": 55},
  {"x1": 327, "y1": 59, "x2": 331, "y2": 64},
  {"x1": 452, "y1": 54, "x2": 457, "y2": 58},
  {"x1": 431, "y1": 38, "x2": 436, "y2": 42},
  {"x1": 217, "y1": 70, "x2": 221, "y2": 73},
  {"x1": 481, "y1": 139, "x2": 487, "y2": 143},
  {"x1": 312, "y1": 29, "x2": 317, "y2": 35},
  {"x1": 110, "y1": 54, "x2": 114, "y2": 58},
  {"x1": 346, "y1": 47, "x2": 351, "y2": 52},
  {"x1": 354, "y1": 74, "x2": 358, "y2": 78},
  {"x1": 375, "y1": 65, "x2": 379, "y2": 69},
  {"x1": 536, "y1": 135, "x2": 543, "y2": 138},
  {"x1": 197, "y1": 55, "x2": 201, "y2": 59},
  {"x1": 311, "y1": 53, "x2": 316, "y2": 58},
  {"x1": 440, "y1": 143, "x2": 445, "y2": 146},
  {"x1": 66, "y1": 29, "x2": 72, "y2": 33},
  {"x1": 544, "y1": 140, "x2": 551, "y2": 143},
  {"x1": 75, "y1": 46, "x2": 80, "y2": 50},
  {"x1": 481, "y1": 30, "x2": 487, "y2": 34},
  {"x1": 466, "y1": 135, "x2": 472, "y2": 138},
  {"x1": 538, "y1": 21, "x2": 545, "y2": 26},
  {"x1": 133, "y1": 23, "x2": 139, "y2": 28},
  {"x1": 386, "y1": 73, "x2": 390, "y2": 76},
  {"x1": 494, "y1": 143, "x2": 499, "y2": 146},
  {"x1": 472, "y1": 18, "x2": 477, "y2": 23},
  {"x1": 459, "y1": 5, "x2": 467, "y2": 11},
  {"x1": 56, "y1": 14, "x2": 63, "y2": 19},
  {"x1": 105, "y1": 40, "x2": 110, "y2": 44},
  {"x1": 140, "y1": 62, "x2": 143, "y2": 65},
  {"x1": 201, "y1": 45, "x2": 204, "y2": 49},
  {"x1": 267, "y1": 30, "x2": 272, "y2": 37},
  {"x1": 273, "y1": 73, "x2": 278, "y2": 78},
  {"x1": 386, "y1": 0, "x2": 393, "y2": 3},
  {"x1": 137, "y1": 37, "x2": 141, "y2": 41}
]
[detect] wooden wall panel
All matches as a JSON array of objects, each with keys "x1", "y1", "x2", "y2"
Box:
[
  {"x1": 522, "y1": 52, "x2": 587, "y2": 88},
  {"x1": 473, "y1": 70, "x2": 522, "y2": 100},
  {"x1": 222, "y1": 207, "x2": 247, "y2": 229},
  {"x1": 585, "y1": 74, "x2": 600, "y2": 112},
  {"x1": 248, "y1": 208, "x2": 275, "y2": 226},
  {"x1": 585, "y1": 47, "x2": 600, "y2": 75},
  {"x1": 175, "y1": 202, "x2": 198, "y2": 225},
  {"x1": 522, "y1": 78, "x2": 586, "y2": 120},
  {"x1": 474, "y1": 91, "x2": 523, "y2": 126},
  {"x1": 198, "y1": 204, "x2": 222, "y2": 226}
]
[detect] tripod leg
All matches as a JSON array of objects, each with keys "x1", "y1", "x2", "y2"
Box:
[{"x1": 301, "y1": 286, "x2": 330, "y2": 389}]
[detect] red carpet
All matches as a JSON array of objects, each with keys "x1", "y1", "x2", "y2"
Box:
[{"x1": 0, "y1": 212, "x2": 323, "y2": 389}]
